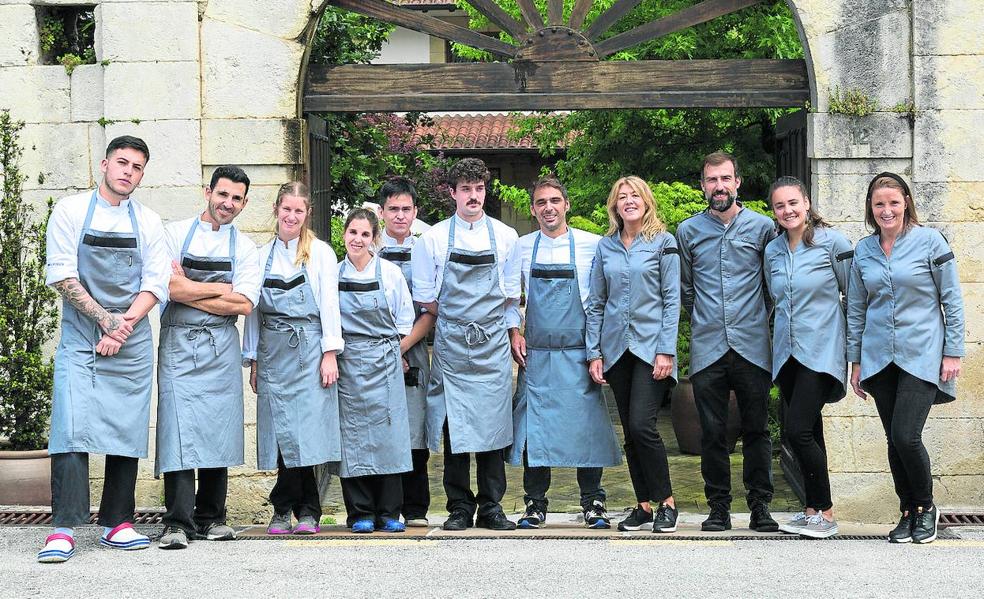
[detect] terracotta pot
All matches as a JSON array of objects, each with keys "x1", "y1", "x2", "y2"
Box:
[
  {"x1": 0, "y1": 449, "x2": 52, "y2": 505},
  {"x1": 670, "y1": 377, "x2": 741, "y2": 455}
]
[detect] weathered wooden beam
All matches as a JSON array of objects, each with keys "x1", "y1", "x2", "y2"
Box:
[
  {"x1": 465, "y1": 0, "x2": 528, "y2": 39},
  {"x1": 515, "y1": 0, "x2": 545, "y2": 30},
  {"x1": 304, "y1": 59, "x2": 810, "y2": 112},
  {"x1": 328, "y1": 0, "x2": 517, "y2": 58},
  {"x1": 584, "y1": 0, "x2": 644, "y2": 40},
  {"x1": 594, "y1": 0, "x2": 763, "y2": 57},
  {"x1": 569, "y1": 0, "x2": 595, "y2": 30},
  {"x1": 547, "y1": 0, "x2": 564, "y2": 26}
]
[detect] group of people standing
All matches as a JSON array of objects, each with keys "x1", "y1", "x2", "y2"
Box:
[{"x1": 36, "y1": 136, "x2": 964, "y2": 563}]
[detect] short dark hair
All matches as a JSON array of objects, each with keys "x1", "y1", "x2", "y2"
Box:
[
  {"x1": 106, "y1": 135, "x2": 150, "y2": 162},
  {"x1": 701, "y1": 151, "x2": 741, "y2": 180},
  {"x1": 209, "y1": 165, "x2": 250, "y2": 195},
  {"x1": 530, "y1": 175, "x2": 567, "y2": 203},
  {"x1": 446, "y1": 158, "x2": 490, "y2": 189},
  {"x1": 378, "y1": 177, "x2": 418, "y2": 206}
]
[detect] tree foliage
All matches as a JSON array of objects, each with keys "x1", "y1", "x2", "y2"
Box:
[
  {"x1": 0, "y1": 110, "x2": 58, "y2": 451},
  {"x1": 310, "y1": 7, "x2": 455, "y2": 242},
  {"x1": 455, "y1": 0, "x2": 803, "y2": 211}
]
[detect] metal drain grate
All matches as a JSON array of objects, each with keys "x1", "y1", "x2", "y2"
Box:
[
  {"x1": 0, "y1": 508, "x2": 163, "y2": 526},
  {"x1": 940, "y1": 513, "x2": 984, "y2": 527}
]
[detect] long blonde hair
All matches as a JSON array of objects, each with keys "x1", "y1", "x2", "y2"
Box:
[
  {"x1": 273, "y1": 182, "x2": 316, "y2": 266},
  {"x1": 605, "y1": 176, "x2": 666, "y2": 240}
]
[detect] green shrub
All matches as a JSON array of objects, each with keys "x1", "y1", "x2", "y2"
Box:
[{"x1": 0, "y1": 110, "x2": 59, "y2": 451}]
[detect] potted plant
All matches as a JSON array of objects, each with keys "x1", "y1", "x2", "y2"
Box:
[{"x1": 0, "y1": 109, "x2": 59, "y2": 505}]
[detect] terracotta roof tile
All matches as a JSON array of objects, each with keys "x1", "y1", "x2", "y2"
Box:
[{"x1": 415, "y1": 113, "x2": 561, "y2": 150}]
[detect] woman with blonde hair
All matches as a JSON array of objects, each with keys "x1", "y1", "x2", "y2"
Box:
[
  {"x1": 585, "y1": 176, "x2": 681, "y2": 533},
  {"x1": 847, "y1": 172, "x2": 965, "y2": 544},
  {"x1": 243, "y1": 182, "x2": 344, "y2": 535}
]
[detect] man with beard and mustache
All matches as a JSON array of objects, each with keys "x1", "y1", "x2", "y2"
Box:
[
  {"x1": 411, "y1": 158, "x2": 520, "y2": 531},
  {"x1": 676, "y1": 152, "x2": 779, "y2": 533},
  {"x1": 155, "y1": 166, "x2": 261, "y2": 549}
]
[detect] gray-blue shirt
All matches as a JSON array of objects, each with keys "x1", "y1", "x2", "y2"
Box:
[
  {"x1": 765, "y1": 227, "x2": 853, "y2": 402},
  {"x1": 677, "y1": 207, "x2": 777, "y2": 375},
  {"x1": 585, "y1": 231, "x2": 680, "y2": 379},
  {"x1": 847, "y1": 225, "x2": 965, "y2": 403}
]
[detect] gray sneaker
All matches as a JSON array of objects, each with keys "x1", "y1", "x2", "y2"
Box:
[
  {"x1": 778, "y1": 511, "x2": 810, "y2": 534},
  {"x1": 799, "y1": 514, "x2": 838, "y2": 539},
  {"x1": 158, "y1": 526, "x2": 189, "y2": 550},
  {"x1": 201, "y1": 522, "x2": 237, "y2": 541},
  {"x1": 267, "y1": 513, "x2": 292, "y2": 535}
]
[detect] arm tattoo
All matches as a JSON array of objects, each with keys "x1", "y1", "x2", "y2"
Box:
[{"x1": 53, "y1": 278, "x2": 120, "y2": 332}]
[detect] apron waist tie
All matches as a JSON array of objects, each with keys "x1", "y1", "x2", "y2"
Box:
[
  {"x1": 262, "y1": 321, "x2": 311, "y2": 368},
  {"x1": 464, "y1": 321, "x2": 492, "y2": 347},
  {"x1": 185, "y1": 326, "x2": 219, "y2": 369}
]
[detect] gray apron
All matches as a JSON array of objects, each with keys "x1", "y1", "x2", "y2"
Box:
[
  {"x1": 380, "y1": 245, "x2": 429, "y2": 450},
  {"x1": 425, "y1": 220, "x2": 513, "y2": 454},
  {"x1": 254, "y1": 246, "x2": 342, "y2": 470},
  {"x1": 155, "y1": 222, "x2": 244, "y2": 476},
  {"x1": 508, "y1": 233, "x2": 622, "y2": 467},
  {"x1": 336, "y1": 257, "x2": 412, "y2": 478},
  {"x1": 50, "y1": 192, "x2": 153, "y2": 458}
]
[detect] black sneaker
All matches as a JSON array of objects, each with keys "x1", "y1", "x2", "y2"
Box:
[
  {"x1": 888, "y1": 512, "x2": 913, "y2": 544},
  {"x1": 701, "y1": 506, "x2": 731, "y2": 532},
  {"x1": 617, "y1": 505, "x2": 653, "y2": 531},
  {"x1": 652, "y1": 503, "x2": 678, "y2": 533},
  {"x1": 749, "y1": 503, "x2": 779, "y2": 532},
  {"x1": 442, "y1": 510, "x2": 473, "y2": 531},
  {"x1": 475, "y1": 511, "x2": 516, "y2": 531},
  {"x1": 911, "y1": 505, "x2": 940, "y2": 544},
  {"x1": 518, "y1": 501, "x2": 547, "y2": 529},
  {"x1": 583, "y1": 500, "x2": 611, "y2": 530}
]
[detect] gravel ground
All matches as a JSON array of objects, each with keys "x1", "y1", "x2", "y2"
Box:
[{"x1": 2, "y1": 525, "x2": 983, "y2": 598}]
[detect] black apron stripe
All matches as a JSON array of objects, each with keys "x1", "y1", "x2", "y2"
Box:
[
  {"x1": 836, "y1": 250, "x2": 854, "y2": 262},
  {"x1": 182, "y1": 257, "x2": 233, "y2": 272},
  {"x1": 338, "y1": 281, "x2": 380, "y2": 292},
  {"x1": 263, "y1": 275, "x2": 306, "y2": 290},
  {"x1": 933, "y1": 251, "x2": 955, "y2": 266},
  {"x1": 449, "y1": 252, "x2": 495, "y2": 265},
  {"x1": 381, "y1": 250, "x2": 412, "y2": 262},
  {"x1": 82, "y1": 234, "x2": 137, "y2": 249},
  {"x1": 531, "y1": 268, "x2": 575, "y2": 279},
  {"x1": 662, "y1": 247, "x2": 680, "y2": 256}
]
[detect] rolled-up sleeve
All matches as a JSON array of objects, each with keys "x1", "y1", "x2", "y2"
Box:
[
  {"x1": 138, "y1": 211, "x2": 170, "y2": 303},
  {"x1": 389, "y1": 268, "x2": 415, "y2": 336},
  {"x1": 45, "y1": 200, "x2": 80, "y2": 286},
  {"x1": 845, "y1": 258, "x2": 867, "y2": 363},
  {"x1": 657, "y1": 239, "x2": 681, "y2": 355},
  {"x1": 233, "y1": 240, "x2": 261, "y2": 307},
  {"x1": 410, "y1": 235, "x2": 438, "y2": 304},
  {"x1": 242, "y1": 308, "x2": 259, "y2": 361},
  {"x1": 317, "y1": 246, "x2": 344, "y2": 353},
  {"x1": 584, "y1": 246, "x2": 606, "y2": 362},
  {"x1": 928, "y1": 231, "x2": 965, "y2": 357}
]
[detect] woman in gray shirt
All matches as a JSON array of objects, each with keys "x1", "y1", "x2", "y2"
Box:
[
  {"x1": 765, "y1": 177, "x2": 852, "y2": 539},
  {"x1": 847, "y1": 172, "x2": 965, "y2": 545},
  {"x1": 586, "y1": 176, "x2": 680, "y2": 534}
]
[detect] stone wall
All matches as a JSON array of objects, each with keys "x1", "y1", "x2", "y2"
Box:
[{"x1": 1, "y1": 0, "x2": 981, "y2": 523}]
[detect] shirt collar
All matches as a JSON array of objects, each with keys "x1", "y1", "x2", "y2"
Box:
[
  {"x1": 95, "y1": 189, "x2": 130, "y2": 209},
  {"x1": 197, "y1": 214, "x2": 233, "y2": 233},
  {"x1": 344, "y1": 253, "x2": 376, "y2": 273},
  {"x1": 276, "y1": 236, "x2": 299, "y2": 251},
  {"x1": 453, "y1": 212, "x2": 486, "y2": 231},
  {"x1": 381, "y1": 230, "x2": 414, "y2": 247}
]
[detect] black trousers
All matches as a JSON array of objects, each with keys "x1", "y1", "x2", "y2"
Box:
[
  {"x1": 865, "y1": 363, "x2": 937, "y2": 512},
  {"x1": 442, "y1": 421, "x2": 507, "y2": 519},
  {"x1": 522, "y1": 450, "x2": 605, "y2": 511},
  {"x1": 775, "y1": 358, "x2": 834, "y2": 511},
  {"x1": 51, "y1": 452, "x2": 137, "y2": 528},
  {"x1": 340, "y1": 474, "x2": 403, "y2": 526},
  {"x1": 690, "y1": 349, "x2": 774, "y2": 510},
  {"x1": 401, "y1": 448, "x2": 431, "y2": 519},
  {"x1": 606, "y1": 352, "x2": 673, "y2": 504},
  {"x1": 162, "y1": 468, "x2": 229, "y2": 534},
  {"x1": 269, "y1": 453, "x2": 321, "y2": 520}
]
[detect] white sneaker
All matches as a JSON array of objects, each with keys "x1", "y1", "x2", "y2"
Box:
[
  {"x1": 778, "y1": 511, "x2": 810, "y2": 534},
  {"x1": 799, "y1": 514, "x2": 838, "y2": 539}
]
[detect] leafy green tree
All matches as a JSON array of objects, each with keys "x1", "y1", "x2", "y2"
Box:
[
  {"x1": 0, "y1": 110, "x2": 58, "y2": 451},
  {"x1": 454, "y1": 0, "x2": 803, "y2": 210}
]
